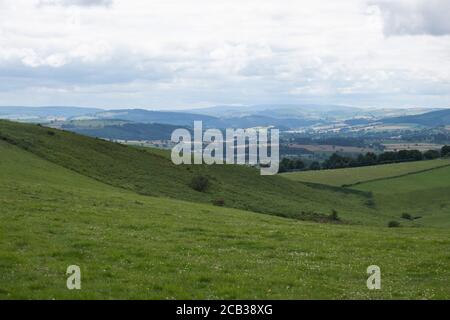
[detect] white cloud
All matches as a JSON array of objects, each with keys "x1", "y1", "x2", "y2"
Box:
[
  {"x1": 38, "y1": 0, "x2": 113, "y2": 7},
  {"x1": 373, "y1": 0, "x2": 450, "y2": 36},
  {"x1": 0, "y1": 0, "x2": 449, "y2": 108}
]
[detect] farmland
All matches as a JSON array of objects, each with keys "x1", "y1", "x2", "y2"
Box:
[
  {"x1": 282, "y1": 159, "x2": 450, "y2": 187},
  {"x1": 353, "y1": 166, "x2": 450, "y2": 228},
  {"x1": 382, "y1": 143, "x2": 443, "y2": 152},
  {"x1": 287, "y1": 143, "x2": 375, "y2": 154}
]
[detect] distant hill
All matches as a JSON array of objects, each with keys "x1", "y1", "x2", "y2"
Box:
[
  {"x1": 91, "y1": 109, "x2": 315, "y2": 129},
  {"x1": 64, "y1": 122, "x2": 187, "y2": 141},
  {"x1": 382, "y1": 109, "x2": 450, "y2": 127},
  {"x1": 92, "y1": 109, "x2": 224, "y2": 127},
  {"x1": 184, "y1": 104, "x2": 437, "y2": 121},
  {"x1": 0, "y1": 106, "x2": 101, "y2": 122},
  {"x1": 2, "y1": 105, "x2": 444, "y2": 130},
  {"x1": 220, "y1": 115, "x2": 317, "y2": 129}
]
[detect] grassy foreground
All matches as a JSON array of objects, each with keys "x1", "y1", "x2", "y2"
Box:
[{"x1": 1, "y1": 140, "x2": 450, "y2": 299}]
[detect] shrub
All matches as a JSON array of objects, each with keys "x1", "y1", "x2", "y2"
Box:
[
  {"x1": 190, "y1": 175, "x2": 209, "y2": 192},
  {"x1": 329, "y1": 210, "x2": 340, "y2": 221},
  {"x1": 365, "y1": 199, "x2": 376, "y2": 208},
  {"x1": 388, "y1": 221, "x2": 401, "y2": 228},
  {"x1": 401, "y1": 213, "x2": 413, "y2": 220},
  {"x1": 212, "y1": 198, "x2": 225, "y2": 206},
  {"x1": 47, "y1": 130, "x2": 55, "y2": 136}
]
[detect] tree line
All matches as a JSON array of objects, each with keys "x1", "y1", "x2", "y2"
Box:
[{"x1": 279, "y1": 145, "x2": 450, "y2": 173}]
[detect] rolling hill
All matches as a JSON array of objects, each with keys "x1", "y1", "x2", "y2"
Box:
[
  {"x1": 91, "y1": 109, "x2": 316, "y2": 129},
  {"x1": 353, "y1": 166, "x2": 450, "y2": 228},
  {"x1": 382, "y1": 109, "x2": 450, "y2": 127},
  {"x1": 282, "y1": 159, "x2": 450, "y2": 228},
  {"x1": 0, "y1": 106, "x2": 102, "y2": 122},
  {"x1": 1, "y1": 124, "x2": 450, "y2": 299},
  {"x1": 62, "y1": 122, "x2": 186, "y2": 141},
  {"x1": 0, "y1": 119, "x2": 377, "y2": 224},
  {"x1": 91, "y1": 109, "x2": 224, "y2": 127}
]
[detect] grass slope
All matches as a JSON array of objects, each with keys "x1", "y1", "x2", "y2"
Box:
[
  {"x1": 282, "y1": 158, "x2": 450, "y2": 228},
  {"x1": 1, "y1": 140, "x2": 450, "y2": 299},
  {"x1": 281, "y1": 159, "x2": 450, "y2": 187},
  {"x1": 353, "y1": 166, "x2": 450, "y2": 228},
  {"x1": 0, "y1": 120, "x2": 376, "y2": 224}
]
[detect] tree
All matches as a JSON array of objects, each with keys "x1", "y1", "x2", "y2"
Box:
[
  {"x1": 293, "y1": 159, "x2": 305, "y2": 170},
  {"x1": 378, "y1": 151, "x2": 398, "y2": 163},
  {"x1": 409, "y1": 150, "x2": 423, "y2": 161},
  {"x1": 357, "y1": 152, "x2": 377, "y2": 166},
  {"x1": 190, "y1": 175, "x2": 209, "y2": 192},
  {"x1": 397, "y1": 149, "x2": 422, "y2": 161},
  {"x1": 309, "y1": 161, "x2": 321, "y2": 171},
  {"x1": 279, "y1": 158, "x2": 305, "y2": 172},
  {"x1": 423, "y1": 149, "x2": 440, "y2": 160},
  {"x1": 442, "y1": 145, "x2": 450, "y2": 157},
  {"x1": 279, "y1": 158, "x2": 293, "y2": 173},
  {"x1": 322, "y1": 153, "x2": 353, "y2": 169}
]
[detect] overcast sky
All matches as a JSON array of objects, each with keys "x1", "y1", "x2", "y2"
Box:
[{"x1": 0, "y1": 0, "x2": 449, "y2": 109}]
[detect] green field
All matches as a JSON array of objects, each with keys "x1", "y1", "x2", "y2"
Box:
[
  {"x1": 353, "y1": 166, "x2": 450, "y2": 228},
  {"x1": 282, "y1": 156, "x2": 450, "y2": 228},
  {"x1": 1, "y1": 120, "x2": 450, "y2": 299},
  {"x1": 282, "y1": 159, "x2": 450, "y2": 187}
]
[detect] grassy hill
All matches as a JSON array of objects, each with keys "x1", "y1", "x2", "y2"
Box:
[
  {"x1": 0, "y1": 120, "x2": 378, "y2": 225},
  {"x1": 281, "y1": 159, "x2": 450, "y2": 187},
  {"x1": 1, "y1": 139, "x2": 450, "y2": 299},
  {"x1": 282, "y1": 159, "x2": 450, "y2": 228},
  {"x1": 353, "y1": 166, "x2": 450, "y2": 228}
]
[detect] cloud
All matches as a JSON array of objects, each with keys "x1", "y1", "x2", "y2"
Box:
[
  {"x1": 38, "y1": 0, "x2": 113, "y2": 7},
  {"x1": 0, "y1": 0, "x2": 448, "y2": 108},
  {"x1": 373, "y1": 0, "x2": 450, "y2": 36}
]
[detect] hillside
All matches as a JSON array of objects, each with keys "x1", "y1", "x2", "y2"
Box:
[
  {"x1": 353, "y1": 166, "x2": 450, "y2": 228},
  {"x1": 1, "y1": 139, "x2": 450, "y2": 299},
  {"x1": 282, "y1": 159, "x2": 450, "y2": 228},
  {"x1": 0, "y1": 120, "x2": 377, "y2": 224},
  {"x1": 382, "y1": 109, "x2": 450, "y2": 127}
]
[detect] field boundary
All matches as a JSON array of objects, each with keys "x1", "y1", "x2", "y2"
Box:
[
  {"x1": 345, "y1": 163, "x2": 450, "y2": 188},
  {"x1": 301, "y1": 181, "x2": 373, "y2": 198}
]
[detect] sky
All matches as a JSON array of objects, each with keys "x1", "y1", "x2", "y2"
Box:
[{"x1": 0, "y1": 0, "x2": 449, "y2": 109}]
